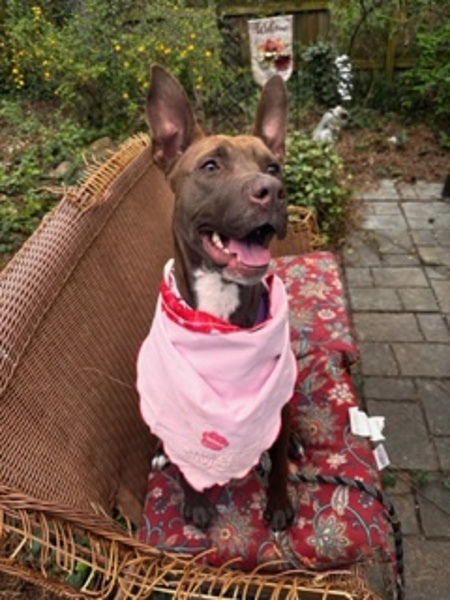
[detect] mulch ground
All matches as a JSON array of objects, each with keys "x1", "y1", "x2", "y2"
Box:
[{"x1": 338, "y1": 121, "x2": 449, "y2": 193}]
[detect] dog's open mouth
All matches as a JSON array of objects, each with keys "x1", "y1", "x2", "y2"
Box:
[{"x1": 201, "y1": 223, "x2": 275, "y2": 269}]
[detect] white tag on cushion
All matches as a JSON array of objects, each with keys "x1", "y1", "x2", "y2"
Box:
[
  {"x1": 373, "y1": 443, "x2": 390, "y2": 471},
  {"x1": 349, "y1": 407, "x2": 385, "y2": 442}
]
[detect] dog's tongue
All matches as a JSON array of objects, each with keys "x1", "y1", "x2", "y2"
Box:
[{"x1": 228, "y1": 239, "x2": 270, "y2": 267}]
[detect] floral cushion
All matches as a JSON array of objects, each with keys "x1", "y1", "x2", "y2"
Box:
[
  {"x1": 138, "y1": 252, "x2": 391, "y2": 571},
  {"x1": 276, "y1": 252, "x2": 358, "y2": 362}
]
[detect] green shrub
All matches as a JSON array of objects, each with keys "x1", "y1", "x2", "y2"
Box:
[
  {"x1": 3, "y1": 0, "x2": 227, "y2": 128},
  {"x1": 299, "y1": 42, "x2": 342, "y2": 108},
  {"x1": 284, "y1": 132, "x2": 352, "y2": 245},
  {"x1": 400, "y1": 18, "x2": 450, "y2": 127},
  {"x1": 330, "y1": 0, "x2": 450, "y2": 126},
  {"x1": 0, "y1": 100, "x2": 94, "y2": 254}
]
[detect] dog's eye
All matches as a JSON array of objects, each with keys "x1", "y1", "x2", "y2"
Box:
[
  {"x1": 267, "y1": 162, "x2": 281, "y2": 176},
  {"x1": 200, "y1": 159, "x2": 219, "y2": 172}
]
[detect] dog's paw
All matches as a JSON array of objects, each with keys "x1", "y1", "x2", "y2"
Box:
[
  {"x1": 151, "y1": 452, "x2": 170, "y2": 471},
  {"x1": 184, "y1": 496, "x2": 218, "y2": 531},
  {"x1": 264, "y1": 497, "x2": 295, "y2": 532}
]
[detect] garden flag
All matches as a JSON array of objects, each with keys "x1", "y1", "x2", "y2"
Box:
[{"x1": 248, "y1": 15, "x2": 294, "y2": 87}]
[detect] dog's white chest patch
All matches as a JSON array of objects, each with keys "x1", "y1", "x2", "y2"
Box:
[{"x1": 193, "y1": 270, "x2": 240, "y2": 321}]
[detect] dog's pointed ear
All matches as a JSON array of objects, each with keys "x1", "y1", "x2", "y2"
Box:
[
  {"x1": 147, "y1": 65, "x2": 203, "y2": 172},
  {"x1": 252, "y1": 75, "x2": 288, "y2": 161}
]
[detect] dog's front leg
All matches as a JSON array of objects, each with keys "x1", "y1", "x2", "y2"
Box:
[
  {"x1": 179, "y1": 473, "x2": 218, "y2": 531},
  {"x1": 264, "y1": 404, "x2": 295, "y2": 531}
]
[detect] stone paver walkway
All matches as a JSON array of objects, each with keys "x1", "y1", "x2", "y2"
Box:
[{"x1": 342, "y1": 179, "x2": 450, "y2": 599}]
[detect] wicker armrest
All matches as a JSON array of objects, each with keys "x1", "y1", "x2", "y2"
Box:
[
  {"x1": 0, "y1": 484, "x2": 384, "y2": 600},
  {"x1": 1, "y1": 136, "x2": 173, "y2": 523}
]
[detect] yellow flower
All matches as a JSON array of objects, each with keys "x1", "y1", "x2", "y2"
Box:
[
  {"x1": 44, "y1": 71, "x2": 51, "y2": 80},
  {"x1": 12, "y1": 67, "x2": 19, "y2": 74},
  {"x1": 188, "y1": 44, "x2": 195, "y2": 51},
  {"x1": 138, "y1": 45, "x2": 146, "y2": 53},
  {"x1": 115, "y1": 44, "x2": 121, "y2": 52},
  {"x1": 205, "y1": 50, "x2": 212, "y2": 58},
  {"x1": 124, "y1": 61, "x2": 130, "y2": 68},
  {"x1": 190, "y1": 33, "x2": 196, "y2": 39},
  {"x1": 122, "y1": 92, "x2": 129, "y2": 99},
  {"x1": 164, "y1": 48, "x2": 171, "y2": 55}
]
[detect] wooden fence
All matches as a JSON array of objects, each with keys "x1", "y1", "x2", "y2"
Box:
[
  {"x1": 219, "y1": 0, "x2": 331, "y2": 64},
  {"x1": 183, "y1": 0, "x2": 425, "y2": 130},
  {"x1": 216, "y1": 0, "x2": 417, "y2": 78}
]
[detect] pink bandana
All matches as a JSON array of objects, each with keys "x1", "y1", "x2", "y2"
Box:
[{"x1": 137, "y1": 260, "x2": 297, "y2": 491}]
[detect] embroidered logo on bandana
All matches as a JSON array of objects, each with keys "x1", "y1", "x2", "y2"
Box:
[{"x1": 201, "y1": 431, "x2": 230, "y2": 451}]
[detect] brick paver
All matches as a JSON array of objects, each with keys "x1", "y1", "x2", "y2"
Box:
[
  {"x1": 393, "y1": 343, "x2": 450, "y2": 377},
  {"x1": 370, "y1": 230, "x2": 415, "y2": 254},
  {"x1": 417, "y1": 380, "x2": 450, "y2": 435},
  {"x1": 362, "y1": 213, "x2": 408, "y2": 230},
  {"x1": 429, "y1": 279, "x2": 450, "y2": 312},
  {"x1": 349, "y1": 288, "x2": 402, "y2": 311},
  {"x1": 363, "y1": 376, "x2": 416, "y2": 401},
  {"x1": 435, "y1": 437, "x2": 450, "y2": 470},
  {"x1": 372, "y1": 267, "x2": 428, "y2": 287},
  {"x1": 397, "y1": 288, "x2": 439, "y2": 312},
  {"x1": 418, "y1": 245, "x2": 450, "y2": 267},
  {"x1": 417, "y1": 314, "x2": 450, "y2": 342},
  {"x1": 404, "y1": 538, "x2": 450, "y2": 599},
  {"x1": 361, "y1": 178, "x2": 399, "y2": 201},
  {"x1": 343, "y1": 179, "x2": 450, "y2": 599},
  {"x1": 417, "y1": 480, "x2": 450, "y2": 537},
  {"x1": 353, "y1": 313, "x2": 423, "y2": 342},
  {"x1": 359, "y1": 342, "x2": 398, "y2": 376},
  {"x1": 366, "y1": 400, "x2": 439, "y2": 470}
]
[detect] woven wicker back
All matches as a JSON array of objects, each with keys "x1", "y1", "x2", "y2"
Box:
[{"x1": 1, "y1": 137, "x2": 173, "y2": 523}]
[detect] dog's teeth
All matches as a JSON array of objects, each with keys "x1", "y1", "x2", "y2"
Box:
[{"x1": 212, "y1": 232, "x2": 224, "y2": 249}]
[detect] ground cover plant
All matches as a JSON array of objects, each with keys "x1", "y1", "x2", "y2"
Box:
[{"x1": 0, "y1": 100, "x2": 98, "y2": 256}]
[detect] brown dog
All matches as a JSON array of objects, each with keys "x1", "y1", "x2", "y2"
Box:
[{"x1": 141, "y1": 65, "x2": 296, "y2": 532}]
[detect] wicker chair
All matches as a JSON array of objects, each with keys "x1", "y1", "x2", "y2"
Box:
[{"x1": 1, "y1": 136, "x2": 388, "y2": 599}]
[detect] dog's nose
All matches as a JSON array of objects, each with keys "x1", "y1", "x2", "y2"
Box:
[{"x1": 249, "y1": 177, "x2": 285, "y2": 206}]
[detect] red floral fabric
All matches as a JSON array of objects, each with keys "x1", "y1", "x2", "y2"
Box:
[
  {"x1": 138, "y1": 252, "x2": 391, "y2": 571},
  {"x1": 276, "y1": 252, "x2": 358, "y2": 362}
]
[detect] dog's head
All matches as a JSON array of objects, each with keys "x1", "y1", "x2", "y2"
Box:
[{"x1": 147, "y1": 65, "x2": 289, "y2": 286}]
